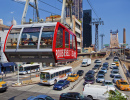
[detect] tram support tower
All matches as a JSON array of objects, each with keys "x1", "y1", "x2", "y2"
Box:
[
  {"x1": 100, "y1": 34, "x2": 105, "y2": 49},
  {"x1": 91, "y1": 18, "x2": 104, "y2": 51}
]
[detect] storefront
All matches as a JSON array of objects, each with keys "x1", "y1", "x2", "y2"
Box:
[{"x1": 0, "y1": 62, "x2": 17, "y2": 73}]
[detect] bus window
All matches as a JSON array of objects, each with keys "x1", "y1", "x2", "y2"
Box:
[
  {"x1": 46, "y1": 73, "x2": 50, "y2": 80},
  {"x1": 56, "y1": 72, "x2": 58, "y2": 76},
  {"x1": 56, "y1": 27, "x2": 63, "y2": 48},
  {"x1": 65, "y1": 31, "x2": 69, "y2": 48},
  {"x1": 19, "y1": 67, "x2": 23, "y2": 71},
  {"x1": 70, "y1": 34, "x2": 73, "y2": 49},
  {"x1": 73, "y1": 36, "x2": 76, "y2": 51},
  {"x1": 62, "y1": 70, "x2": 65, "y2": 74},
  {"x1": 6, "y1": 28, "x2": 21, "y2": 49},
  {"x1": 65, "y1": 70, "x2": 67, "y2": 73},
  {"x1": 59, "y1": 71, "x2": 62, "y2": 75},
  {"x1": 51, "y1": 74, "x2": 54, "y2": 79}
]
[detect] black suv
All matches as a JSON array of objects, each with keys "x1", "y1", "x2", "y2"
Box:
[
  {"x1": 77, "y1": 70, "x2": 84, "y2": 76},
  {"x1": 85, "y1": 70, "x2": 95, "y2": 77},
  {"x1": 60, "y1": 92, "x2": 92, "y2": 100}
]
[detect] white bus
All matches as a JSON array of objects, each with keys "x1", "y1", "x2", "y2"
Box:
[
  {"x1": 19, "y1": 63, "x2": 40, "y2": 75},
  {"x1": 40, "y1": 66, "x2": 73, "y2": 85}
]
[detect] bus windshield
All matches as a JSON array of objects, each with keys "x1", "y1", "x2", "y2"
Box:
[
  {"x1": 40, "y1": 72, "x2": 50, "y2": 80},
  {"x1": 19, "y1": 67, "x2": 23, "y2": 71}
]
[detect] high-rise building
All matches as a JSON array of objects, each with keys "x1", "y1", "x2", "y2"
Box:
[
  {"x1": 66, "y1": 0, "x2": 83, "y2": 21},
  {"x1": 83, "y1": 10, "x2": 92, "y2": 48}
]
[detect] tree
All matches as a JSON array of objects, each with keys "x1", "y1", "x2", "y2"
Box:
[{"x1": 107, "y1": 90, "x2": 128, "y2": 100}]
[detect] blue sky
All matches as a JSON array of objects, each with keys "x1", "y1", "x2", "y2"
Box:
[{"x1": 0, "y1": 0, "x2": 130, "y2": 48}]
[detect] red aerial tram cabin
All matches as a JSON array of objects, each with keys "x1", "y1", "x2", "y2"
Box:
[{"x1": 3, "y1": 22, "x2": 77, "y2": 63}]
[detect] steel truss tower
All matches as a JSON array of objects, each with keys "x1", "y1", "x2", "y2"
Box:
[
  {"x1": 91, "y1": 18, "x2": 104, "y2": 51},
  {"x1": 100, "y1": 34, "x2": 105, "y2": 49}
]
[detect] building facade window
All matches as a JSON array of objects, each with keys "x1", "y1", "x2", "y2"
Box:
[{"x1": 56, "y1": 27, "x2": 63, "y2": 48}]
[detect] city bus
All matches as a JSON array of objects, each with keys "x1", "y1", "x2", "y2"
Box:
[
  {"x1": 19, "y1": 63, "x2": 40, "y2": 75},
  {"x1": 40, "y1": 66, "x2": 73, "y2": 85}
]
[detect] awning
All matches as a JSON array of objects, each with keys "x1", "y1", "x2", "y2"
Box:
[{"x1": 0, "y1": 62, "x2": 17, "y2": 67}]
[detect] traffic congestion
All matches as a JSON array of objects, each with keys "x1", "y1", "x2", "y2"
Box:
[{"x1": 0, "y1": 55, "x2": 130, "y2": 100}]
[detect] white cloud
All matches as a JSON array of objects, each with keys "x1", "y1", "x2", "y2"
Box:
[
  {"x1": 14, "y1": 0, "x2": 34, "y2": 2},
  {"x1": 10, "y1": 11, "x2": 14, "y2": 14}
]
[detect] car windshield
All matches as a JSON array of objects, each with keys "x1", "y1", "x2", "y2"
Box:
[
  {"x1": 113, "y1": 68, "x2": 118, "y2": 69},
  {"x1": 112, "y1": 64, "x2": 115, "y2": 65},
  {"x1": 45, "y1": 96, "x2": 54, "y2": 100},
  {"x1": 98, "y1": 71, "x2": 104, "y2": 74},
  {"x1": 78, "y1": 70, "x2": 82, "y2": 73},
  {"x1": 103, "y1": 64, "x2": 108, "y2": 66},
  {"x1": 105, "y1": 82, "x2": 112, "y2": 85},
  {"x1": 120, "y1": 82, "x2": 128, "y2": 85},
  {"x1": 85, "y1": 76, "x2": 94, "y2": 80},
  {"x1": 115, "y1": 76, "x2": 121, "y2": 79},
  {"x1": 95, "y1": 65, "x2": 99, "y2": 68},
  {"x1": 113, "y1": 71, "x2": 118, "y2": 74},
  {"x1": 102, "y1": 68, "x2": 106, "y2": 70},
  {"x1": 0, "y1": 78, "x2": 2, "y2": 82},
  {"x1": 82, "y1": 62, "x2": 86, "y2": 64},
  {"x1": 57, "y1": 80, "x2": 64, "y2": 84},
  {"x1": 98, "y1": 76, "x2": 104, "y2": 78},
  {"x1": 69, "y1": 75, "x2": 76, "y2": 77}
]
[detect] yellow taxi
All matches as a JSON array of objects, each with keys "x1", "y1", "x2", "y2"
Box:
[
  {"x1": 67, "y1": 74, "x2": 79, "y2": 82},
  {"x1": 116, "y1": 79, "x2": 130, "y2": 91},
  {"x1": 115, "y1": 62, "x2": 119, "y2": 67},
  {"x1": 0, "y1": 77, "x2": 7, "y2": 92}
]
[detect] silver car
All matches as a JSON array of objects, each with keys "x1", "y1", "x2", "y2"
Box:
[
  {"x1": 96, "y1": 75, "x2": 105, "y2": 83},
  {"x1": 110, "y1": 70, "x2": 120, "y2": 78},
  {"x1": 112, "y1": 66, "x2": 119, "y2": 72},
  {"x1": 101, "y1": 67, "x2": 107, "y2": 73},
  {"x1": 113, "y1": 75, "x2": 122, "y2": 83},
  {"x1": 102, "y1": 80, "x2": 115, "y2": 90}
]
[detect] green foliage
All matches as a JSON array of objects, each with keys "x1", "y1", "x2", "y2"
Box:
[{"x1": 107, "y1": 90, "x2": 128, "y2": 100}]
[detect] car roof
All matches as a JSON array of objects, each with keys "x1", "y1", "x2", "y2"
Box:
[
  {"x1": 28, "y1": 95, "x2": 48, "y2": 99},
  {"x1": 104, "y1": 80, "x2": 112, "y2": 82},
  {"x1": 67, "y1": 92, "x2": 80, "y2": 95},
  {"x1": 111, "y1": 63, "x2": 116, "y2": 64}
]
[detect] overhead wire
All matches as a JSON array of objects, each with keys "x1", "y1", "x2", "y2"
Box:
[
  {"x1": 11, "y1": 0, "x2": 60, "y2": 15},
  {"x1": 86, "y1": 0, "x2": 99, "y2": 18},
  {"x1": 57, "y1": 0, "x2": 62, "y2": 3},
  {"x1": 38, "y1": 0, "x2": 61, "y2": 11}
]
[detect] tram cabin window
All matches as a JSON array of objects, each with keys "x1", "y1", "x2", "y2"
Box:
[
  {"x1": 70, "y1": 34, "x2": 73, "y2": 49},
  {"x1": 6, "y1": 28, "x2": 21, "y2": 49},
  {"x1": 19, "y1": 27, "x2": 41, "y2": 49},
  {"x1": 73, "y1": 36, "x2": 76, "y2": 51},
  {"x1": 65, "y1": 31, "x2": 69, "y2": 48},
  {"x1": 56, "y1": 27, "x2": 63, "y2": 48},
  {"x1": 40, "y1": 26, "x2": 55, "y2": 48}
]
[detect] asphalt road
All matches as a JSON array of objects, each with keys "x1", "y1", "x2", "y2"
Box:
[{"x1": 0, "y1": 57, "x2": 130, "y2": 100}]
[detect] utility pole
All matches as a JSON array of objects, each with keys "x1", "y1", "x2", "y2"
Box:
[
  {"x1": 100, "y1": 34, "x2": 105, "y2": 49},
  {"x1": 91, "y1": 18, "x2": 104, "y2": 51}
]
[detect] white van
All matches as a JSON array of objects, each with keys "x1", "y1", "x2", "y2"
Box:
[
  {"x1": 81, "y1": 59, "x2": 91, "y2": 67},
  {"x1": 83, "y1": 84, "x2": 115, "y2": 100}
]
